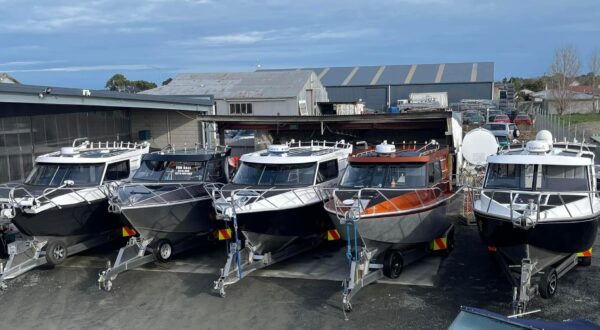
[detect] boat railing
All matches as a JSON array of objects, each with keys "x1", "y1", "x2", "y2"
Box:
[
  {"x1": 107, "y1": 181, "x2": 211, "y2": 212},
  {"x1": 209, "y1": 185, "x2": 330, "y2": 219},
  {"x1": 0, "y1": 182, "x2": 116, "y2": 214},
  {"x1": 322, "y1": 185, "x2": 447, "y2": 222},
  {"x1": 285, "y1": 139, "x2": 353, "y2": 151},
  {"x1": 472, "y1": 187, "x2": 600, "y2": 228}
]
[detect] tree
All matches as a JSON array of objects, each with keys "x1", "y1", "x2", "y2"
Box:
[
  {"x1": 105, "y1": 73, "x2": 128, "y2": 92},
  {"x1": 590, "y1": 49, "x2": 600, "y2": 112},
  {"x1": 549, "y1": 46, "x2": 581, "y2": 115},
  {"x1": 105, "y1": 73, "x2": 157, "y2": 93}
]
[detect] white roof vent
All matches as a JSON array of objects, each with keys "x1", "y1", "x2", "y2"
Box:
[
  {"x1": 536, "y1": 130, "x2": 553, "y2": 148},
  {"x1": 526, "y1": 140, "x2": 550, "y2": 153},
  {"x1": 60, "y1": 147, "x2": 79, "y2": 156},
  {"x1": 268, "y1": 145, "x2": 289, "y2": 154},
  {"x1": 375, "y1": 141, "x2": 396, "y2": 154}
]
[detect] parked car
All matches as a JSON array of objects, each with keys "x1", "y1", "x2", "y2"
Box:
[
  {"x1": 494, "y1": 133, "x2": 510, "y2": 148},
  {"x1": 482, "y1": 123, "x2": 520, "y2": 139},
  {"x1": 462, "y1": 112, "x2": 483, "y2": 125},
  {"x1": 492, "y1": 114, "x2": 511, "y2": 123},
  {"x1": 513, "y1": 113, "x2": 533, "y2": 125}
]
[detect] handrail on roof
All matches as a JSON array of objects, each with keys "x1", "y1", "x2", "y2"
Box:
[{"x1": 353, "y1": 139, "x2": 441, "y2": 158}]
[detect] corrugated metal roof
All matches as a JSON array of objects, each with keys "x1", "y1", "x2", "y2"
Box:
[
  {"x1": 143, "y1": 71, "x2": 314, "y2": 99},
  {"x1": 259, "y1": 62, "x2": 494, "y2": 86}
]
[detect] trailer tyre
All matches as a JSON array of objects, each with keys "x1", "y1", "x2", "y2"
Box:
[
  {"x1": 154, "y1": 239, "x2": 173, "y2": 263},
  {"x1": 383, "y1": 250, "x2": 404, "y2": 279},
  {"x1": 578, "y1": 256, "x2": 592, "y2": 267},
  {"x1": 539, "y1": 268, "x2": 558, "y2": 299},
  {"x1": 45, "y1": 240, "x2": 67, "y2": 266}
]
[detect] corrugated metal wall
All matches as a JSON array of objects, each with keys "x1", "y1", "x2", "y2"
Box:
[{"x1": 326, "y1": 83, "x2": 493, "y2": 111}]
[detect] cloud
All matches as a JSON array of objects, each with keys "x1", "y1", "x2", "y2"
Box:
[
  {"x1": 5, "y1": 64, "x2": 158, "y2": 73},
  {"x1": 303, "y1": 28, "x2": 375, "y2": 40},
  {"x1": 0, "y1": 60, "x2": 63, "y2": 67},
  {"x1": 200, "y1": 31, "x2": 274, "y2": 45}
]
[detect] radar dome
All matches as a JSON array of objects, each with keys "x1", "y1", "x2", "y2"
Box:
[
  {"x1": 536, "y1": 130, "x2": 553, "y2": 147},
  {"x1": 375, "y1": 141, "x2": 396, "y2": 154}
]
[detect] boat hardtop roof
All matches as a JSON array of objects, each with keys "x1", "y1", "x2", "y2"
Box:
[
  {"x1": 349, "y1": 140, "x2": 447, "y2": 164},
  {"x1": 488, "y1": 131, "x2": 595, "y2": 166},
  {"x1": 35, "y1": 140, "x2": 149, "y2": 164},
  {"x1": 143, "y1": 145, "x2": 231, "y2": 162},
  {"x1": 240, "y1": 140, "x2": 352, "y2": 165}
]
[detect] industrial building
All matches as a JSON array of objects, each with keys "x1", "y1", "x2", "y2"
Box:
[
  {"x1": 0, "y1": 83, "x2": 213, "y2": 182},
  {"x1": 260, "y1": 62, "x2": 494, "y2": 112},
  {"x1": 143, "y1": 71, "x2": 328, "y2": 116}
]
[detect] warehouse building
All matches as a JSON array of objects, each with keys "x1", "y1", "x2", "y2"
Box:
[
  {"x1": 142, "y1": 71, "x2": 329, "y2": 116},
  {"x1": 260, "y1": 62, "x2": 494, "y2": 112},
  {"x1": 0, "y1": 83, "x2": 212, "y2": 182}
]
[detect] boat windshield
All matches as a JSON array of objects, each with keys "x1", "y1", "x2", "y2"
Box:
[
  {"x1": 232, "y1": 162, "x2": 317, "y2": 186},
  {"x1": 133, "y1": 160, "x2": 206, "y2": 182},
  {"x1": 340, "y1": 163, "x2": 426, "y2": 189},
  {"x1": 25, "y1": 163, "x2": 105, "y2": 186},
  {"x1": 485, "y1": 163, "x2": 589, "y2": 191}
]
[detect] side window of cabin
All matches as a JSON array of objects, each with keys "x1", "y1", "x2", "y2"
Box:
[
  {"x1": 428, "y1": 162, "x2": 442, "y2": 184},
  {"x1": 206, "y1": 159, "x2": 226, "y2": 183},
  {"x1": 317, "y1": 160, "x2": 339, "y2": 184},
  {"x1": 105, "y1": 160, "x2": 130, "y2": 181}
]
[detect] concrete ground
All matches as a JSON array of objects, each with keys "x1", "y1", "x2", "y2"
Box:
[{"x1": 0, "y1": 224, "x2": 599, "y2": 330}]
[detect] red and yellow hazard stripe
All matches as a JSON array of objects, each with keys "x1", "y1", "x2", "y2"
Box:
[
  {"x1": 216, "y1": 228, "x2": 232, "y2": 240},
  {"x1": 577, "y1": 248, "x2": 592, "y2": 257},
  {"x1": 121, "y1": 226, "x2": 136, "y2": 237},
  {"x1": 326, "y1": 229, "x2": 341, "y2": 241},
  {"x1": 431, "y1": 237, "x2": 447, "y2": 251}
]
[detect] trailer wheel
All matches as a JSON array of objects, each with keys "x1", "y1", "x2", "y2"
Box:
[
  {"x1": 45, "y1": 240, "x2": 67, "y2": 266},
  {"x1": 578, "y1": 256, "x2": 592, "y2": 267},
  {"x1": 539, "y1": 268, "x2": 558, "y2": 299},
  {"x1": 154, "y1": 239, "x2": 173, "y2": 263},
  {"x1": 383, "y1": 250, "x2": 404, "y2": 279}
]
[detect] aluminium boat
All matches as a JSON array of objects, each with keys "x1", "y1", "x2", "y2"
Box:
[
  {"x1": 473, "y1": 130, "x2": 600, "y2": 312},
  {"x1": 211, "y1": 140, "x2": 353, "y2": 296},
  {"x1": 108, "y1": 146, "x2": 231, "y2": 260},
  {"x1": 0, "y1": 140, "x2": 148, "y2": 284},
  {"x1": 324, "y1": 140, "x2": 461, "y2": 311}
]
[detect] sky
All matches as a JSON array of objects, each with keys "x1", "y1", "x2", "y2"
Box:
[{"x1": 1, "y1": 0, "x2": 599, "y2": 88}]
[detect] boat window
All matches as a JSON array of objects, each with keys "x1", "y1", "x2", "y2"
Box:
[
  {"x1": 316, "y1": 160, "x2": 339, "y2": 184},
  {"x1": 206, "y1": 159, "x2": 226, "y2": 183},
  {"x1": 485, "y1": 164, "x2": 535, "y2": 189},
  {"x1": 340, "y1": 164, "x2": 426, "y2": 188},
  {"x1": 428, "y1": 161, "x2": 442, "y2": 184},
  {"x1": 133, "y1": 160, "x2": 206, "y2": 182},
  {"x1": 232, "y1": 162, "x2": 317, "y2": 186},
  {"x1": 25, "y1": 163, "x2": 104, "y2": 186},
  {"x1": 104, "y1": 160, "x2": 130, "y2": 181},
  {"x1": 539, "y1": 165, "x2": 588, "y2": 191}
]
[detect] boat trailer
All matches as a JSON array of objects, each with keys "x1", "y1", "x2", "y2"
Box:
[
  {"x1": 0, "y1": 229, "x2": 118, "y2": 289},
  {"x1": 340, "y1": 219, "x2": 454, "y2": 314},
  {"x1": 208, "y1": 186, "x2": 324, "y2": 297},
  {"x1": 490, "y1": 245, "x2": 591, "y2": 315}
]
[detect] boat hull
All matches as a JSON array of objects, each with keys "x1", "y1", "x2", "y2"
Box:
[
  {"x1": 119, "y1": 198, "x2": 216, "y2": 243},
  {"x1": 236, "y1": 202, "x2": 333, "y2": 254},
  {"x1": 329, "y1": 199, "x2": 453, "y2": 249},
  {"x1": 11, "y1": 199, "x2": 123, "y2": 238},
  {"x1": 474, "y1": 211, "x2": 599, "y2": 254}
]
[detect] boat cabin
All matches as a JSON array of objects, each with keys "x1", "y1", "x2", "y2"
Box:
[
  {"x1": 230, "y1": 141, "x2": 352, "y2": 187},
  {"x1": 339, "y1": 140, "x2": 451, "y2": 193}
]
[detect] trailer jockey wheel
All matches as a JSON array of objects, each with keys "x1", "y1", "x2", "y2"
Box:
[
  {"x1": 539, "y1": 268, "x2": 558, "y2": 299},
  {"x1": 45, "y1": 240, "x2": 67, "y2": 266},
  {"x1": 154, "y1": 239, "x2": 173, "y2": 263},
  {"x1": 383, "y1": 250, "x2": 404, "y2": 279}
]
